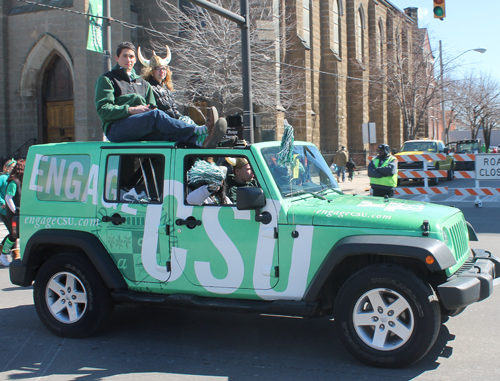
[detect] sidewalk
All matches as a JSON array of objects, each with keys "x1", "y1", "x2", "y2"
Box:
[{"x1": 336, "y1": 169, "x2": 371, "y2": 196}]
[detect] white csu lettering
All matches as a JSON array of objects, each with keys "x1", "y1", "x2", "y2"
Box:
[{"x1": 140, "y1": 180, "x2": 312, "y2": 300}]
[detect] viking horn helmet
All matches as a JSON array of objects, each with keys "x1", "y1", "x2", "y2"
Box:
[{"x1": 138, "y1": 45, "x2": 172, "y2": 68}]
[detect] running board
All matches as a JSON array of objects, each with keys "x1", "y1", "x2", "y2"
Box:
[{"x1": 111, "y1": 291, "x2": 318, "y2": 317}]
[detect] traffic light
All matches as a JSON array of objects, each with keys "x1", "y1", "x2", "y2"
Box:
[{"x1": 433, "y1": 0, "x2": 445, "y2": 20}]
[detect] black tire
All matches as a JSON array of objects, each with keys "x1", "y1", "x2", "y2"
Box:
[
  {"x1": 334, "y1": 264, "x2": 441, "y2": 368},
  {"x1": 33, "y1": 252, "x2": 114, "y2": 338}
]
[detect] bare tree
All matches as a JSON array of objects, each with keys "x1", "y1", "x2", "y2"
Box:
[
  {"x1": 448, "y1": 72, "x2": 500, "y2": 147},
  {"x1": 148, "y1": 0, "x2": 301, "y2": 120},
  {"x1": 369, "y1": 26, "x2": 441, "y2": 141}
]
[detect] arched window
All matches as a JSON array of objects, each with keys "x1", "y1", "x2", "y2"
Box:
[
  {"x1": 378, "y1": 19, "x2": 384, "y2": 66},
  {"x1": 303, "y1": 0, "x2": 311, "y2": 46},
  {"x1": 44, "y1": 55, "x2": 74, "y2": 143},
  {"x1": 45, "y1": 56, "x2": 73, "y2": 101},
  {"x1": 356, "y1": 8, "x2": 364, "y2": 63},
  {"x1": 333, "y1": 0, "x2": 340, "y2": 54}
]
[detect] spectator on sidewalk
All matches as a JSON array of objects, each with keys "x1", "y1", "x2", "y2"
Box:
[
  {"x1": 368, "y1": 144, "x2": 398, "y2": 198},
  {"x1": 334, "y1": 146, "x2": 349, "y2": 182},
  {"x1": 346, "y1": 157, "x2": 357, "y2": 182},
  {"x1": 0, "y1": 159, "x2": 24, "y2": 266},
  {"x1": 0, "y1": 159, "x2": 16, "y2": 264}
]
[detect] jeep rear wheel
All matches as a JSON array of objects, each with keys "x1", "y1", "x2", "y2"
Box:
[
  {"x1": 334, "y1": 264, "x2": 441, "y2": 368},
  {"x1": 34, "y1": 253, "x2": 114, "y2": 338}
]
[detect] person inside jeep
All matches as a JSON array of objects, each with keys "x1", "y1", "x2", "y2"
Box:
[
  {"x1": 225, "y1": 157, "x2": 258, "y2": 203},
  {"x1": 186, "y1": 160, "x2": 231, "y2": 205},
  {"x1": 95, "y1": 42, "x2": 226, "y2": 148}
]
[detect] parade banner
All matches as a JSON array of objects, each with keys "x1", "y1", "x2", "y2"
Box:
[{"x1": 87, "y1": 0, "x2": 103, "y2": 53}]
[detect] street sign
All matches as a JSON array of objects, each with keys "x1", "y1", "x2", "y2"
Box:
[
  {"x1": 475, "y1": 154, "x2": 500, "y2": 180},
  {"x1": 362, "y1": 123, "x2": 376, "y2": 145}
]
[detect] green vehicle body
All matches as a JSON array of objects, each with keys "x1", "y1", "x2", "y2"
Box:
[{"x1": 10, "y1": 140, "x2": 498, "y2": 368}]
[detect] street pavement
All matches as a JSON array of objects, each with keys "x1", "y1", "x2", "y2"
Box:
[{"x1": 1, "y1": 174, "x2": 499, "y2": 380}]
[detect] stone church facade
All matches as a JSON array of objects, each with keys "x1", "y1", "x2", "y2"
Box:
[{"x1": 0, "y1": 0, "x2": 432, "y2": 160}]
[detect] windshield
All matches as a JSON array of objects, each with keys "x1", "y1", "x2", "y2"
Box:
[
  {"x1": 261, "y1": 145, "x2": 339, "y2": 197},
  {"x1": 401, "y1": 141, "x2": 438, "y2": 152},
  {"x1": 457, "y1": 141, "x2": 481, "y2": 153}
]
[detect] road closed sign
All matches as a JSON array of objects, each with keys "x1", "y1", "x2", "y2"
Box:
[{"x1": 475, "y1": 154, "x2": 500, "y2": 180}]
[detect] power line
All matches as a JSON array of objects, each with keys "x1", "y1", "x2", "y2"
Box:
[{"x1": 14, "y1": 0, "x2": 381, "y2": 84}]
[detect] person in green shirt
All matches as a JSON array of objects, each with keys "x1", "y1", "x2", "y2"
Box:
[
  {"x1": 95, "y1": 42, "x2": 226, "y2": 148},
  {"x1": 0, "y1": 159, "x2": 24, "y2": 266},
  {"x1": 0, "y1": 159, "x2": 16, "y2": 265}
]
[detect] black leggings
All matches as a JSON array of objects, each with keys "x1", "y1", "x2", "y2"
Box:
[{"x1": 0, "y1": 213, "x2": 11, "y2": 245}]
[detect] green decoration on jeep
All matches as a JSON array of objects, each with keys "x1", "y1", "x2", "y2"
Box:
[{"x1": 9, "y1": 139, "x2": 499, "y2": 368}]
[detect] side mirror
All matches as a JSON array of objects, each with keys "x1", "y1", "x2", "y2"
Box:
[
  {"x1": 237, "y1": 187, "x2": 266, "y2": 210},
  {"x1": 443, "y1": 147, "x2": 450, "y2": 154},
  {"x1": 236, "y1": 187, "x2": 272, "y2": 224}
]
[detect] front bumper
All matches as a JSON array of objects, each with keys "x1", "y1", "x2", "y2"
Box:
[
  {"x1": 438, "y1": 249, "x2": 500, "y2": 310},
  {"x1": 9, "y1": 259, "x2": 37, "y2": 287}
]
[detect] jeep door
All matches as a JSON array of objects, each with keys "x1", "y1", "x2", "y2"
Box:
[
  {"x1": 97, "y1": 147, "x2": 172, "y2": 285},
  {"x1": 169, "y1": 149, "x2": 280, "y2": 297}
]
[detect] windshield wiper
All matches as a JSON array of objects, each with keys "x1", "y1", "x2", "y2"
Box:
[{"x1": 284, "y1": 190, "x2": 328, "y2": 200}]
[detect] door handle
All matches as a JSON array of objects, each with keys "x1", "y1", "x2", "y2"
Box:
[
  {"x1": 102, "y1": 213, "x2": 126, "y2": 225},
  {"x1": 175, "y1": 216, "x2": 202, "y2": 229}
]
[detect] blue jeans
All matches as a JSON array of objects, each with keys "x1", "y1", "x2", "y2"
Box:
[
  {"x1": 336, "y1": 165, "x2": 346, "y2": 181},
  {"x1": 106, "y1": 109, "x2": 197, "y2": 144}
]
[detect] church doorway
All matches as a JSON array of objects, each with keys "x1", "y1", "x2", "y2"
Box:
[{"x1": 43, "y1": 55, "x2": 74, "y2": 143}]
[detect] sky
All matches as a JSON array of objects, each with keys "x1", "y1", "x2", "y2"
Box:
[{"x1": 388, "y1": 0, "x2": 498, "y2": 80}]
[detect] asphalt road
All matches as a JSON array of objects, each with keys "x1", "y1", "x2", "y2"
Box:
[{"x1": 0, "y1": 200, "x2": 499, "y2": 380}]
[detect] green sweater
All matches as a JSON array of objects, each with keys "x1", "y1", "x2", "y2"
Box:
[{"x1": 95, "y1": 65, "x2": 156, "y2": 133}]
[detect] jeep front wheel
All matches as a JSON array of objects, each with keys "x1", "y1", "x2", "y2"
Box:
[
  {"x1": 33, "y1": 252, "x2": 114, "y2": 338},
  {"x1": 334, "y1": 264, "x2": 441, "y2": 368}
]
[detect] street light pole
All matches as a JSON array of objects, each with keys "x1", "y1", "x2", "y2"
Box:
[{"x1": 439, "y1": 41, "x2": 486, "y2": 143}]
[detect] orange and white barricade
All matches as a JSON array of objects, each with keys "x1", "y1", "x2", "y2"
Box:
[
  {"x1": 395, "y1": 187, "x2": 448, "y2": 196},
  {"x1": 397, "y1": 170, "x2": 447, "y2": 180},
  {"x1": 453, "y1": 171, "x2": 475, "y2": 179},
  {"x1": 455, "y1": 188, "x2": 500, "y2": 196}
]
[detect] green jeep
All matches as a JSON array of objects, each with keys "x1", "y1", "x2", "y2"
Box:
[{"x1": 9, "y1": 140, "x2": 499, "y2": 368}]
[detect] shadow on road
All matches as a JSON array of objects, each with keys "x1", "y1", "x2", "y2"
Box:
[{"x1": 1, "y1": 303, "x2": 458, "y2": 380}]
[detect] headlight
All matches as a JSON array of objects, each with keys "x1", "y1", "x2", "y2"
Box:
[{"x1": 442, "y1": 228, "x2": 453, "y2": 250}]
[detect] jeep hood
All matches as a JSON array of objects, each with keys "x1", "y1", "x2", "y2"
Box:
[{"x1": 283, "y1": 194, "x2": 459, "y2": 231}]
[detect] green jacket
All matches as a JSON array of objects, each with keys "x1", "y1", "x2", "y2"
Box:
[{"x1": 95, "y1": 65, "x2": 156, "y2": 133}]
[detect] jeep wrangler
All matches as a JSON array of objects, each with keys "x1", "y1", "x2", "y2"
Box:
[{"x1": 9, "y1": 140, "x2": 499, "y2": 368}]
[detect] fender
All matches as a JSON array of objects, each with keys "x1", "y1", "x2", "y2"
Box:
[
  {"x1": 303, "y1": 235, "x2": 456, "y2": 303},
  {"x1": 16, "y1": 229, "x2": 127, "y2": 289}
]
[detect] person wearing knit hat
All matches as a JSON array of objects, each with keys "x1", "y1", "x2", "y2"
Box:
[
  {"x1": 225, "y1": 157, "x2": 258, "y2": 203},
  {"x1": 95, "y1": 42, "x2": 227, "y2": 148},
  {"x1": 368, "y1": 143, "x2": 398, "y2": 198},
  {"x1": 186, "y1": 160, "x2": 232, "y2": 205}
]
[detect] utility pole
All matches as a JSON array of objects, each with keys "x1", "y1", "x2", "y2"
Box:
[
  {"x1": 102, "y1": 0, "x2": 112, "y2": 73},
  {"x1": 439, "y1": 40, "x2": 446, "y2": 143},
  {"x1": 184, "y1": 0, "x2": 254, "y2": 143}
]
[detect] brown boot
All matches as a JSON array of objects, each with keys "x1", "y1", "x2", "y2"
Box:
[{"x1": 11, "y1": 249, "x2": 20, "y2": 260}]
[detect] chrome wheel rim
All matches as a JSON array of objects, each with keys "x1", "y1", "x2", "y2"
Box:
[
  {"x1": 352, "y1": 288, "x2": 414, "y2": 351},
  {"x1": 45, "y1": 271, "x2": 88, "y2": 324}
]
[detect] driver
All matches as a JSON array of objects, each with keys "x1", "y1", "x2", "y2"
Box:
[{"x1": 226, "y1": 157, "x2": 258, "y2": 203}]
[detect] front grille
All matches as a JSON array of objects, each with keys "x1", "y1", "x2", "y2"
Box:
[
  {"x1": 446, "y1": 218, "x2": 470, "y2": 266},
  {"x1": 398, "y1": 161, "x2": 424, "y2": 170}
]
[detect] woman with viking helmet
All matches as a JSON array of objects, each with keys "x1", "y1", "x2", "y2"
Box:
[{"x1": 138, "y1": 45, "x2": 184, "y2": 120}]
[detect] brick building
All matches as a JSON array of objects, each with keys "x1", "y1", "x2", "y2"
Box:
[{"x1": 0, "y1": 0, "x2": 434, "y2": 160}]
